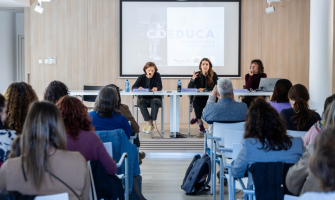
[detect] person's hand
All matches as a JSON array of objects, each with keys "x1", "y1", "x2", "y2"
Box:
[
  {"x1": 197, "y1": 88, "x2": 205, "y2": 92},
  {"x1": 152, "y1": 87, "x2": 158, "y2": 92},
  {"x1": 139, "y1": 87, "x2": 143, "y2": 89},
  {"x1": 249, "y1": 69, "x2": 254, "y2": 76},
  {"x1": 211, "y1": 85, "x2": 217, "y2": 97},
  {"x1": 192, "y1": 71, "x2": 199, "y2": 80}
]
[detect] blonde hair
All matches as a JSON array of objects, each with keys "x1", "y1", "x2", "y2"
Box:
[
  {"x1": 324, "y1": 100, "x2": 335, "y2": 129},
  {"x1": 21, "y1": 101, "x2": 66, "y2": 189}
]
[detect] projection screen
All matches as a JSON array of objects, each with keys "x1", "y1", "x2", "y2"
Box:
[{"x1": 120, "y1": 0, "x2": 241, "y2": 77}]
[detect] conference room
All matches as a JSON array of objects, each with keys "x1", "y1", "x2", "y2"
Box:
[{"x1": 0, "y1": 0, "x2": 334, "y2": 199}]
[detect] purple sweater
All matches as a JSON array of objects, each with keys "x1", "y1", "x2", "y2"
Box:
[
  {"x1": 66, "y1": 129, "x2": 117, "y2": 175},
  {"x1": 269, "y1": 101, "x2": 292, "y2": 114}
]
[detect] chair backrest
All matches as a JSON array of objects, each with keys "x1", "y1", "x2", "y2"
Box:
[
  {"x1": 35, "y1": 193, "x2": 69, "y2": 200},
  {"x1": 284, "y1": 194, "x2": 299, "y2": 200},
  {"x1": 83, "y1": 85, "x2": 104, "y2": 102},
  {"x1": 87, "y1": 161, "x2": 98, "y2": 200},
  {"x1": 287, "y1": 130, "x2": 307, "y2": 138},
  {"x1": 213, "y1": 122, "x2": 245, "y2": 146},
  {"x1": 103, "y1": 142, "x2": 113, "y2": 158},
  {"x1": 222, "y1": 130, "x2": 245, "y2": 149}
]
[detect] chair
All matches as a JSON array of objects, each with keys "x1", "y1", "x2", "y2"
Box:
[
  {"x1": 88, "y1": 153, "x2": 129, "y2": 200},
  {"x1": 82, "y1": 85, "x2": 104, "y2": 106},
  {"x1": 287, "y1": 130, "x2": 307, "y2": 138},
  {"x1": 133, "y1": 95, "x2": 164, "y2": 133},
  {"x1": 284, "y1": 194, "x2": 299, "y2": 200},
  {"x1": 35, "y1": 193, "x2": 69, "y2": 200}
]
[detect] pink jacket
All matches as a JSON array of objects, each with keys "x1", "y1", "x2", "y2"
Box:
[{"x1": 302, "y1": 125, "x2": 321, "y2": 147}]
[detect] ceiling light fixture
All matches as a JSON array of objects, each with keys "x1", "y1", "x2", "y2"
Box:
[
  {"x1": 266, "y1": 0, "x2": 280, "y2": 14},
  {"x1": 34, "y1": 0, "x2": 52, "y2": 14}
]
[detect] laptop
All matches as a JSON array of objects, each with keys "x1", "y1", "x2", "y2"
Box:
[{"x1": 258, "y1": 78, "x2": 281, "y2": 91}]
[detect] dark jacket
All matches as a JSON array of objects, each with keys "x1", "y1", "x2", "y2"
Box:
[
  {"x1": 249, "y1": 162, "x2": 295, "y2": 200},
  {"x1": 132, "y1": 72, "x2": 163, "y2": 99},
  {"x1": 188, "y1": 72, "x2": 218, "y2": 100},
  {"x1": 90, "y1": 161, "x2": 124, "y2": 200},
  {"x1": 0, "y1": 191, "x2": 35, "y2": 200},
  {"x1": 280, "y1": 108, "x2": 321, "y2": 131}
]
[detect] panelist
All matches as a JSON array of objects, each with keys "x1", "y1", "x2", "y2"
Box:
[
  {"x1": 242, "y1": 59, "x2": 267, "y2": 107},
  {"x1": 188, "y1": 58, "x2": 218, "y2": 133},
  {"x1": 132, "y1": 62, "x2": 162, "y2": 134}
]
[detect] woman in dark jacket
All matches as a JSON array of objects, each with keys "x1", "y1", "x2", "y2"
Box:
[
  {"x1": 188, "y1": 58, "x2": 218, "y2": 133},
  {"x1": 132, "y1": 62, "x2": 162, "y2": 134}
]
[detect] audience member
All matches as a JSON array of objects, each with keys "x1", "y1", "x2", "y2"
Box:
[
  {"x1": 280, "y1": 84, "x2": 321, "y2": 131},
  {"x1": 0, "y1": 94, "x2": 16, "y2": 166},
  {"x1": 269, "y1": 79, "x2": 292, "y2": 113},
  {"x1": 298, "y1": 126, "x2": 335, "y2": 199},
  {"x1": 57, "y1": 95, "x2": 117, "y2": 175},
  {"x1": 0, "y1": 101, "x2": 90, "y2": 200},
  {"x1": 107, "y1": 84, "x2": 146, "y2": 164},
  {"x1": 202, "y1": 78, "x2": 247, "y2": 135},
  {"x1": 302, "y1": 95, "x2": 335, "y2": 147},
  {"x1": 89, "y1": 86, "x2": 132, "y2": 139},
  {"x1": 43, "y1": 80, "x2": 69, "y2": 104},
  {"x1": 231, "y1": 97, "x2": 304, "y2": 189},
  {"x1": 9, "y1": 135, "x2": 21, "y2": 159},
  {"x1": 3, "y1": 82, "x2": 38, "y2": 134}
]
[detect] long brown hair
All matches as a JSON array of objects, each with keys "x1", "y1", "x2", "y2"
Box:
[
  {"x1": 310, "y1": 126, "x2": 335, "y2": 192},
  {"x1": 21, "y1": 101, "x2": 66, "y2": 189},
  {"x1": 4, "y1": 82, "x2": 38, "y2": 134},
  {"x1": 324, "y1": 100, "x2": 335, "y2": 129},
  {"x1": 245, "y1": 97, "x2": 292, "y2": 151},
  {"x1": 270, "y1": 79, "x2": 292, "y2": 103},
  {"x1": 250, "y1": 59, "x2": 264, "y2": 74},
  {"x1": 199, "y1": 58, "x2": 215, "y2": 87},
  {"x1": 94, "y1": 86, "x2": 121, "y2": 118},
  {"x1": 288, "y1": 84, "x2": 314, "y2": 131},
  {"x1": 56, "y1": 96, "x2": 95, "y2": 140}
]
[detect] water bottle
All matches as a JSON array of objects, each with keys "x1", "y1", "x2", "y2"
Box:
[
  {"x1": 177, "y1": 79, "x2": 182, "y2": 92},
  {"x1": 125, "y1": 79, "x2": 129, "y2": 92}
]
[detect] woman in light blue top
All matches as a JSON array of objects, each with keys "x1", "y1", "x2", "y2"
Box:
[
  {"x1": 298, "y1": 126, "x2": 335, "y2": 200},
  {"x1": 231, "y1": 97, "x2": 304, "y2": 187},
  {"x1": 268, "y1": 79, "x2": 292, "y2": 113}
]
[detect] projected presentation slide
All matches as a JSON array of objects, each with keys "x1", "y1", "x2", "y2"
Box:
[{"x1": 121, "y1": 1, "x2": 240, "y2": 77}]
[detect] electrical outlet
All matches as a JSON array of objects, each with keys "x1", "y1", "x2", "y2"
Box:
[
  {"x1": 38, "y1": 60, "x2": 43, "y2": 64},
  {"x1": 44, "y1": 59, "x2": 49, "y2": 64}
]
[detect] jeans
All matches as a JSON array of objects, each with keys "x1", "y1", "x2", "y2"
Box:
[{"x1": 137, "y1": 97, "x2": 162, "y2": 121}]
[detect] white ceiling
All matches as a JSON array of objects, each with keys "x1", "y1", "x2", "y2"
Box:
[{"x1": 0, "y1": 0, "x2": 30, "y2": 7}]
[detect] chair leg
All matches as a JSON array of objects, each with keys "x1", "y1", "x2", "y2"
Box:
[
  {"x1": 219, "y1": 157, "x2": 224, "y2": 200},
  {"x1": 188, "y1": 96, "x2": 191, "y2": 134},
  {"x1": 228, "y1": 168, "x2": 232, "y2": 200}
]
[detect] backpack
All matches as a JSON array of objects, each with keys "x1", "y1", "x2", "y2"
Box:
[{"x1": 181, "y1": 154, "x2": 211, "y2": 195}]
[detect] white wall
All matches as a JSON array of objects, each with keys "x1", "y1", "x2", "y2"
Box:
[
  {"x1": 0, "y1": 11, "x2": 16, "y2": 94},
  {"x1": 16, "y1": 13, "x2": 24, "y2": 80}
]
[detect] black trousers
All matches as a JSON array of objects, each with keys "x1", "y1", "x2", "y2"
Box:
[
  {"x1": 137, "y1": 97, "x2": 162, "y2": 121},
  {"x1": 193, "y1": 97, "x2": 208, "y2": 119}
]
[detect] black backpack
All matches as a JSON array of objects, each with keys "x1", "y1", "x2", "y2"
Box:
[{"x1": 181, "y1": 154, "x2": 211, "y2": 195}]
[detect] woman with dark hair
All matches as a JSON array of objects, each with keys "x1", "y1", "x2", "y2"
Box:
[
  {"x1": 132, "y1": 62, "x2": 162, "y2": 134},
  {"x1": 188, "y1": 58, "x2": 218, "y2": 133},
  {"x1": 57, "y1": 96, "x2": 117, "y2": 175},
  {"x1": 43, "y1": 80, "x2": 69, "y2": 104},
  {"x1": 269, "y1": 79, "x2": 293, "y2": 113},
  {"x1": 231, "y1": 97, "x2": 304, "y2": 189},
  {"x1": 242, "y1": 59, "x2": 267, "y2": 107},
  {"x1": 0, "y1": 101, "x2": 90, "y2": 200},
  {"x1": 280, "y1": 84, "x2": 321, "y2": 131},
  {"x1": 302, "y1": 94, "x2": 335, "y2": 147},
  {"x1": 4, "y1": 82, "x2": 38, "y2": 134},
  {"x1": 89, "y1": 86, "x2": 132, "y2": 139},
  {"x1": 295, "y1": 126, "x2": 335, "y2": 199},
  {"x1": 0, "y1": 93, "x2": 16, "y2": 167}
]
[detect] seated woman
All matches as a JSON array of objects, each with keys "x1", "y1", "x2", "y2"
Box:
[
  {"x1": 89, "y1": 86, "x2": 132, "y2": 139},
  {"x1": 56, "y1": 95, "x2": 117, "y2": 175},
  {"x1": 280, "y1": 84, "x2": 321, "y2": 131},
  {"x1": 242, "y1": 59, "x2": 267, "y2": 107},
  {"x1": 188, "y1": 58, "x2": 218, "y2": 133},
  {"x1": 302, "y1": 94, "x2": 335, "y2": 147},
  {"x1": 44, "y1": 80, "x2": 69, "y2": 104},
  {"x1": 231, "y1": 97, "x2": 304, "y2": 188},
  {"x1": 269, "y1": 79, "x2": 292, "y2": 113},
  {"x1": 298, "y1": 126, "x2": 335, "y2": 199},
  {"x1": 0, "y1": 94, "x2": 16, "y2": 167},
  {"x1": 132, "y1": 62, "x2": 162, "y2": 134},
  {"x1": 4, "y1": 82, "x2": 38, "y2": 134},
  {"x1": 0, "y1": 101, "x2": 90, "y2": 200}
]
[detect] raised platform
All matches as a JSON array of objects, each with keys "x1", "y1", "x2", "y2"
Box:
[{"x1": 138, "y1": 123, "x2": 205, "y2": 153}]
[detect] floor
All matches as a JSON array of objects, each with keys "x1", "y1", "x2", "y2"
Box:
[{"x1": 140, "y1": 156, "x2": 244, "y2": 200}]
